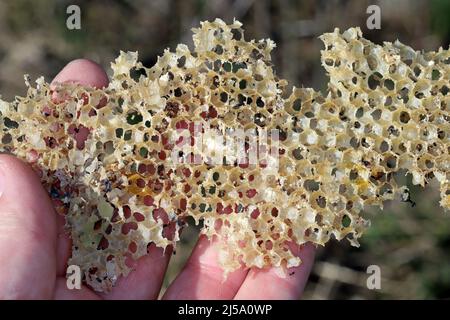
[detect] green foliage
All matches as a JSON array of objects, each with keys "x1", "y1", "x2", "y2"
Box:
[{"x1": 431, "y1": 0, "x2": 450, "y2": 41}]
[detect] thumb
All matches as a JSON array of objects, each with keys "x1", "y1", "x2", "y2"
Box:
[{"x1": 0, "y1": 155, "x2": 57, "y2": 299}]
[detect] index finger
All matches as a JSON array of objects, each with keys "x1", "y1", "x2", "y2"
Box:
[
  {"x1": 52, "y1": 60, "x2": 172, "y2": 299},
  {"x1": 233, "y1": 242, "x2": 315, "y2": 300}
]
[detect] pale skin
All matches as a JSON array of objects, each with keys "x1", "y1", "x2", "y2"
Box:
[{"x1": 0, "y1": 59, "x2": 315, "y2": 299}]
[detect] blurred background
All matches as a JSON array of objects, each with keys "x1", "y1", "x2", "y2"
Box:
[{"x1": 0, "y1": 0, "x2": 449, "y2": 299}]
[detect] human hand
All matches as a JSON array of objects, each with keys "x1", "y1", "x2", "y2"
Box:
[{"x1": 0, "y1": 59, "x2": 315, "y2": 300}]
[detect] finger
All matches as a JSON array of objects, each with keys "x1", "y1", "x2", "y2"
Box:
[
  {"x1": 53, "y1": 278, "x2": 100, "y2": 300},
  {"x1": 163, "y1": 235, "x2": 248, "y2": 300},
  {"x1": 52, "y1": 59, "x2": 173, "y2": 299},
  {"x1": 0, "y1": 155, "x2": 57, "y2": 299},
  {"x1": 50, "y1": 59, "x2": 108, "y2": 276},
  {"x1": 233, "y1": 242, "x2": 316, "y2": 300},
  {"x1": 51, "y1": 59, "x2": 109, "y2": 89},
  {"x1": 100, "y1": 244, "x2": 172, "y2": 300}
]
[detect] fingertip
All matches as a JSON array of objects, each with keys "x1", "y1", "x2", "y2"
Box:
[
  {"x1": 163, "y1": 235, "x2": 248, "y2": 300},
  {"x1": 100, "y1": 244, "x2": 172, "y2": 300},
  {"x1": 51, "y1": 58, "x2": 109, "y2": 89},
  {"x1": 233, "y1": 242, "x2": 316, "y2": 300}
]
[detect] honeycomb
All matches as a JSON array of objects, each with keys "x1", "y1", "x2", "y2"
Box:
[{"x1": 0, "y1": 19, "x2": 449, "y2": 292}]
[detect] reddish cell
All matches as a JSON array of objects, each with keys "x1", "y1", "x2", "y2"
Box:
[
  {"x1": 223, "y1": 205, "x2": 233, "y2": 214},
  {"x1": 159, "y1": 151, "x2": 166, "y2": 160},
  {"x1": 121, "y1": 222, "x2": 138, "y2": 235},
  {"x1": 251, "y1": 208, "x2": 260, "y2": 219},
  {"x1": 128, "y1": 242, "x2": 137, "y2": 253},
  {"x1": 97, "y1": 236, "x2": 109, "y2": 250},
  {"x1": 179, "y1": 198, "x2": 187, "y2": 211},
  {"x1": 151, "y1": 135, "x2": 159, "y2": 142},
  {"x1": 175, "y1": 136, "x2": 185, "y2": 146},
  {"x1": 161, "y1": 135, "x2": 170, "y2": 147},
  {"x1": 136, "y1": 178, "x2": 146, "y2": 188},
  {"x1": 134, "y1": 212, "x2": 145, "y2": 222},
  {"x1": 176, "y1": 120, "x2": 188, "y2": 130},
  {"x1": 271, "y1": 207, "x2": 279, "y2": 217},
  {"x1": 147, "y1": 164, "x2": 156, "y2": 175},
  {"x1": 208, "y1": 106, "x2": 218, "y2": 118},
  {"x1": 81, "y1": 92, "x2": 89, "y2": 105},
  {"x1": 68, "y1": 124, "x2": 90, "y2": 150},
  {"x1": 110, "y1": 208, "x2": 120, "y2": 223},
  {"x1": 42, "y1": 105, "x2": 52, "y2": 116},
  {"x1": 123, "y1": 206, "x2": 132, "y2": 219},
  {"x1": 143, "y1": 195, "x2": 154, "y2": 206},
  {"x1": 239, "y1": 162, "x2": 249, "y2": 169},
  {"x1": 44, "y1": 136, "x2": 57, "y2": 149},
  {"x1": 88, "y1": 108, "x2": 97, "y2": 117},
  {"x1": 152, "y1": 180, "x2": 163, "y2": 193},
  {"x1": 96, "y1": 96, "x2": 108, "y2": 109},
  {"x1": 246, "y1": 189, "x2": 257, "y2": 198},
  {"x1": 153, "y1": 208, "x2": 169, "y2": 224},
  {"x1": 138, "y1": 163, "x2": 147, "y2": 174},
  {"x1": 188, "y1": 122, "x2": 196, "y2": 135},
  {"x1": 162, "y1": 222, "x2": 176, "y2": 241},
  {"x1": 182, "y1": 168, "x2": 191, "y2": 177}
]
